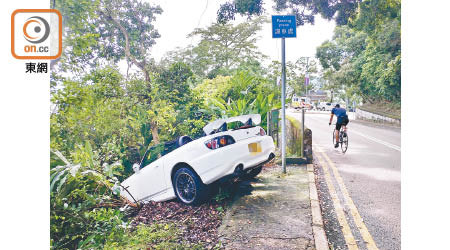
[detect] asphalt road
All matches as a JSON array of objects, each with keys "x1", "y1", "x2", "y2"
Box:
[{"x1": 287, "y1": 110, "x2": 401, "y2": 250}]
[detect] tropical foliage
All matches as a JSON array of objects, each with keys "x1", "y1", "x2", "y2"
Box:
[
  {"x1": 50, "y1": 0, "x2": 400, "y2": 248},
  {"x1": 50, "y1": 143, "x2": 129, "y2": 249}
]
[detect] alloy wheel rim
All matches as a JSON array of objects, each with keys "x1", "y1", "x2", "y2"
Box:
[{"x1": 176, "y1": 173, "x2": 196, "y2": 203}]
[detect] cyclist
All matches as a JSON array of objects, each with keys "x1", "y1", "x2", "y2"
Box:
[{"x1": 329, "y1": 104, "x2": 349, "y2": 148}]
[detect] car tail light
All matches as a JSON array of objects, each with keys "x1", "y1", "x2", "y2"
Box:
[
  {"x1": 205, "y1": 135, "x2": 235, "y2": 149},
  {"x1": 259, "y1": 128, "x2": 266, "y2": 136}
]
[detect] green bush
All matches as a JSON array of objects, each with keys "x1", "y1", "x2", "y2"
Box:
[{"x1": 50, "y1": 143, "x2": 131, "y2": 250}]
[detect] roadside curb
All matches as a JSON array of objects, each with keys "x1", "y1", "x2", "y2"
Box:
[{"x1": 307, "y1": 163, "x2": 329, "y2": 250}]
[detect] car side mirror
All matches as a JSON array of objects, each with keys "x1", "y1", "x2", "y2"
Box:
[{"x1": 132, "y1": 163, "x2": 140, "y2": 174}]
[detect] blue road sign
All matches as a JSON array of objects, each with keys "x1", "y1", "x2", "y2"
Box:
[{"x1": 272, "y1": 15, "x2": 296, "y2": 38}]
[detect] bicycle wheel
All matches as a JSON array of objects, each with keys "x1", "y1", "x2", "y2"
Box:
[
  {"x1": 341, "y1": 132, "x2": 348, "y2": 153},
  {"x1": 332, "y1": 129, "x2": 337, "y2": 146}
]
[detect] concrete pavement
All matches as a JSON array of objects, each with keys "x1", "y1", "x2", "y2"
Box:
[{"x1": 219, "y1": 164, "x2": 325, "y2": 250}]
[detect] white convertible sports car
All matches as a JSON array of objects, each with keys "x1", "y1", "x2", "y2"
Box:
[{"x1": 120, "y1": 114, "x2": 275, "y2": 205}]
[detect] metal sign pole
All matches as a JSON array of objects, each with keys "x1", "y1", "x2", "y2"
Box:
[
  {"x1": 301, "y1": 108, "x2": 305, "y2": 157},
  {"x1": 304, "y1": 56, "x2": 310, "y2": 97},
  {"x1": 281, "y1": 38, "x2": 286, "y2": 174},
  {"x1": 271, "y1": 15, "x2": 296, "y2": 174}
]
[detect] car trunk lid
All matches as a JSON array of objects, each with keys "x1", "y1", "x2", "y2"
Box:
[{"x1": 229, "y1": 126, "x2": 261, "y2": 141}]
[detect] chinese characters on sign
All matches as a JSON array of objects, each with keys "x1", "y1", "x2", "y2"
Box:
[
  {"x1": 25, "y1": 62, "x2": 48, "y2": 73},
  {"x1": 271, "y1": 15, "x2": 297, "y2": 38}
]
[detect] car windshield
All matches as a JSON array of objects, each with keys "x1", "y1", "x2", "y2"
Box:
[
  {"x1": 140, "y1": 138, "x2": 189, "y2": 169},
  {"x1": 140, "y1": 143, "x2": 165, "y2": 169}
]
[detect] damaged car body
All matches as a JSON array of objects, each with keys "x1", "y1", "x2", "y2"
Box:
[{"x1": 120, "y1": 114, "x2": 276, "y2": 205}]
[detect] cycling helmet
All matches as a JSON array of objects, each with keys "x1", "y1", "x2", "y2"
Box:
[{"x1": 335, "y1": 104, "x2": 340, "y2": 108}]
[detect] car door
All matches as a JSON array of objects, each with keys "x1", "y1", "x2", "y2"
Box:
[{"x1": 133, "y1": 155, "x2": 166, "y2": 200}]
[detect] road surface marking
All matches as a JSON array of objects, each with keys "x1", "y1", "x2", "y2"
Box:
[
  {"x1": 351, "y1": 130, "x2": 401, "y2": 151},
  {"x1": 316, "y1": 144, "x2": 379, "y2": 250},
  {"x1": 314, "y1": 147, "x2": 358, "y2": 250}
]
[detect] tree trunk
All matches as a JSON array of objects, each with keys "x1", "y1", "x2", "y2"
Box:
[
  {"x1": 101, "y1": 7, "x2": 160, "y2": 142},
  {"x1": 150, "y1": 121, "x2": 160, "y2": 144}
]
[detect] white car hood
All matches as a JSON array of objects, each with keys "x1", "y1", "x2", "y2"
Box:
[{"x1": 203, "y1": 114, "x2": 261, "y2": 135}]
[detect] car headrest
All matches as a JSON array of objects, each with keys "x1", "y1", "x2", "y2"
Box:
[{"x1": 177, "y1": 135, "x2": 193, "y2": 147}]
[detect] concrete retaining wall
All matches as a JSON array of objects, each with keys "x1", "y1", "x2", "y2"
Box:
[
  {"x1": 277, "y1": 115, "x2": 312, "y2": 164},
  {"x1": 356, "y1": 108, "x2": 401, "y2": 126},
  {"x1": 285, "y1": 116, "x2": 303, "y2": 158}
]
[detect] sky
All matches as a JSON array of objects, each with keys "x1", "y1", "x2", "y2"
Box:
[{"x1": 147, "y1": 0, "x2": 336, "y2": 64}]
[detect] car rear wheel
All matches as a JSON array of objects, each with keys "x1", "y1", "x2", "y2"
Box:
[
  {"x1": 173, "y1": 168, "x2": 207, "y2": 205},
  {"x1": 242, "y1": 166, "x2": 263, "y2": 180}
]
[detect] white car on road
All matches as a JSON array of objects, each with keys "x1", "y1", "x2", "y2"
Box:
[
  {"x1": 120, "y1": 114, "x2": 275, "y2": 205},
  {"x1": 317, "y1": 102, "x2": 336, "y2": 111}
]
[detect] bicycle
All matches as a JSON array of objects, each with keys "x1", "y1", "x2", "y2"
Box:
[{"x1": 332, "y1": 124, "x2": 348, "y2": 153}]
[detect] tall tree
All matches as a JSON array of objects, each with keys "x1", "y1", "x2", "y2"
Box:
[
  {"x1": 54, "y1": 0, "x2": 164, "y2": 143},
  {"x1": 315, "y1": 0, "x2": 400, "y2": 104},
  {"x1": 156, "y1": 62, "x2": 194, "y2": 107},
  {"x1": 162, "y1": 16, "x2": 267, "y2": 78}
]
